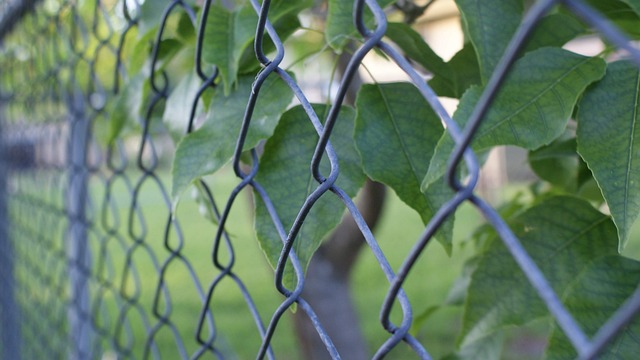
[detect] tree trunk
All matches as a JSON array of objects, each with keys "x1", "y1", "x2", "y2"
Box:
[
  {"x1": 290, "y1": 2, "x2": 437, "y2": 355},
  {"x1": 290, "y1": 29, "x2": 392, "y2": 357},
  {"x1": 293, "y1": 180, "x2": 386, "y2": 359}
]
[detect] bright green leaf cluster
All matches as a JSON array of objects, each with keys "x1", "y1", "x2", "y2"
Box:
[{"x1": 383, "y1": 0, "x2": 640, "y2": 356}]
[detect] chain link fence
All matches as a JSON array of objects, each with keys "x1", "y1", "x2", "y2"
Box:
[{"x1": 1, "y1": 0, "x2": 640, "y2": 359}]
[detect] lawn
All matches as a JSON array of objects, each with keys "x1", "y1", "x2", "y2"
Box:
[
  {"x1": 80, "y1": 164, "x2": 481, "y2": 359},
  {"x1": 17, "y1": 164, "x2": 588, "y2": 359}
]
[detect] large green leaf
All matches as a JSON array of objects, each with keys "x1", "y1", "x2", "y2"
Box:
[
  {"x1": 622, "y1": 0, "x2": 640, "y2": 16},
  {"x1": 202, "y1": 4, "x2": 257, "y2": 94},
  {"x1": 138, "y1": 0, "x2": 168, "y2": 37},
  {"x1": 459, "y1": 196, "x2": 618, "y2": 348},
  {"x1": 325, "y1": 0, "x2": 395, "y2": 52},
  {"x1": 528, "y1": 137, "x2": 581, "y2": 191},
  {"x1": 354, "y1": 82, "x2": 454, "y2": 249},
  {"x1": 202, "y1": 1, "x2": 311, "y2": 93},
  {"x1": 429, "y1": 12, "x2": 583, "y2": 100},
  {"x1": 455, "y1": 0, "x2": 523, "y2": 83},
  {"x1": 523, "y1": 13, "x2": 585, "y2": 53},
  {"x1": 422, "y1": 48, "x2": 606, "y2": 190},
  {"x1": 384, "y1": 22, "x2": 450, "y2": 79},
  {"x1": 162, "y1": 71, "x2": 203, "y2": 141},
  {"x1": 577, "y1": 60, "x2": 640, "y2": 249},
  {"x1": 107, "y1": 73, "x2": 145, "y2": 144},
  {"x1": 428, "y1": 43, "x2": 481, "y2": 99},
  {"x1": 444, "y1": 331, "x2": 505, "y2": 360},
  {"x1": 546, "y1": 255, "x2": 640, "y2": 359},
  {"x1": 129, "y1": 32, "x2": 185, "y2": 78},
  {"x1": 171, "y1": 74, "x2": 292, "y2": 199},
  {"x1": 237, "y1": 12, "x2": 301, "y2": 74},
  {"x1": 579, "y1": 0, "x2": 640, "y2": 39},
  {"x1": 129, "y1": 31, "x2": 156, "y2": 76},
  {"x1": 137, "y1": 0, "x2": 197, "y2": 37},
  {"x1": 254, "y1": 104, "x2": 365, "y2": 285}
]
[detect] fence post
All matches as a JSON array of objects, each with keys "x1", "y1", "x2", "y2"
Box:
[
  {"x1": 0, "y1": 91, "x2": 22, "y2": 360},
  {"x1": 66, "y1": 86, "x2": 92, "y2": 360}
]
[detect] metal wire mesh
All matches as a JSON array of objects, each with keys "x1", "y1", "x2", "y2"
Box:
[{"x1": 1, "y1": 0, "x2": 640, "y2": 359}]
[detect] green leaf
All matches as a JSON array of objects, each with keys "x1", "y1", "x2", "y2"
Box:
[
  {"x1": 203, "y1": 1, "x2": 311, "y2": 93},
  {"x1": 267, "y1": 0, "x2": 313, "y2": 20},
  {"x1": 354, "y1": 82, "x2": 454, "y2": 249},
  {"x1": 176, "y1": 10, "x2": 197, "y2": 43},
  {"x1": 107, "y1": 73, "x2": 145, "y2": 144},
  {"x1": 138, "y1": 0, "x2": 197, "y2": 38},
  {"x1": 577, "y1": 174, "x2": 606, "y2": 204},
  {"x1": 469, "y1": 191, "x2": 528, "y2": 252},
  {"x1": 578, "y1": 0, "x2": 640, "y2": 39},
  {"x1": 622, "y1": 0, "x2": 640, "y2": 17},
  {"x1": 237, "y1": 12, "x2": 301, "y2": 74},
  {"x1": 422, "y1": 48, "x2": 606, "y2": 190},
  {"x1": 577, "y1": 60, "x2": 640, "y2": 250},
  {"x1": 129, "y1": 30, "x2": 155, "y2": 76},
  {"x1": 192, "y1": 181, "x2": 219, "y2": 226},
  {"x1": 162, "y1": 71, "x2": 203, "y2": 141},
  {"x1": 460, "y1": 196, "x2": 618, "y2": 347},
  {"x1": 523, "y1": 13, "x2": 585, "y2": 53},
  {"x1": 546, "y1": 255, "x2": 640, "y2": 359},
  {"x1": 202, "y1": 4, "x2": 257, "y2": 94},
  {"x1": 163, "y1": 44, "x2": 198, "y2": 86},
  {"x1": 384, "y1": 22, "x2": 450, "y2": 78},
  {"x1": 444, "y1": 257, "x2": 481, "y2": 306},
  {"x1": 129, "y1": 33, "x2": 184, "y2": 77},
  {"x1": 254, "y1": 104, "x2": 366, "y2": 285},
  {"x1": 444, "y1": 331, "x2": 505, "y2": 360},
  {"x1": 325, "y1": 0, "x2": 395, "y2": 52},
  {"x1": 528, "y1": 137, "x2": 581, "y2": 191},
  {"x1": 171, "y1": 74, "x2": 293, "y2": 199},
  {"x1": 428, "y1": 43, "x2": 481, "y2": 99},
  {"x1": 455, "y1": 0, "x2": 523, "y2": 82},
  {"x1": 138, "y1": 0, "x2": 168, "y2": 37}
]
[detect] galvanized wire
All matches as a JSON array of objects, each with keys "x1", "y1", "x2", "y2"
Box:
[{"x1": 1, "y1": 0, "x2": 640, "y2": 359}]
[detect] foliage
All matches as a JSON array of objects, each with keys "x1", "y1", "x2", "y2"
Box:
[{"x1": 108, "y1": 0, "x2": 640, "y2": 357}]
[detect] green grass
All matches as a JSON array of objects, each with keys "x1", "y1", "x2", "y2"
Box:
[
  {"x1": 80, "y1": 164, "x2": 484, "y2": 359},
  {"x1": 8, "y1": 166, "x2": 496, "y2": 359},
  {"x1": 15, "y1": 166, "x2": 640, "y2": 359},
  {"x1": 352, "y1": 195, "x2": 481, "y2": 359},
  {"x1": 87, "y1": 167, "x2": 303, "y2": 359}
]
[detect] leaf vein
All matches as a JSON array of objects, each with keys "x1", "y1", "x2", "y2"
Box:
[
  {"x1": 477, "y1": 57, "x2": 592, "y2": 140},
  {"x1": 533, "y1": 100, "x2": 548, "y2": 138},
  {"x1": 548, "y1": 215, "x2": 609, "y2": 259},
  {"x1": 623, "y1": 70, "x2": 640, "y2": 233},
  {"x1": 376, "y1": 84, "x2": 431, "y2": 212}
]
